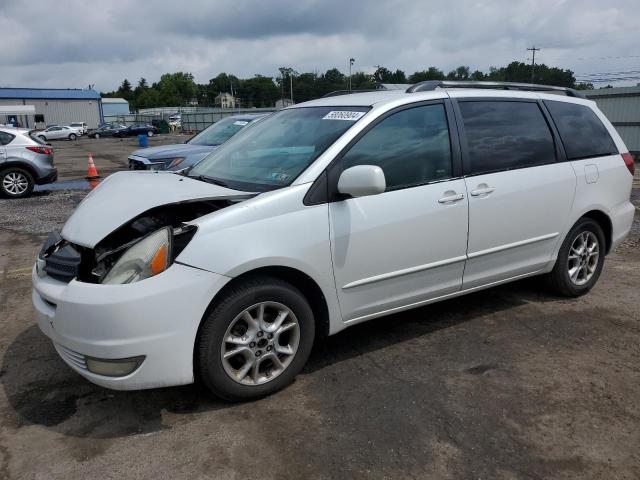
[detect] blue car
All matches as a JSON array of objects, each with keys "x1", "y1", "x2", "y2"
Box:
[{"x1": 127, "y1": 114, "x2": 266, "y2": 171}]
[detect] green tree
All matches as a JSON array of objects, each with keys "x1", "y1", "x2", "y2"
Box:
[
  {"x1": 156, "y1": 72, "x2": 197, "y2": 106},
  {"x1": 408, "y1": 67, "x2": 445, "y2": 83},
  {"x1": 446, "y1": 66, "x2": 471, "y2": 81}
]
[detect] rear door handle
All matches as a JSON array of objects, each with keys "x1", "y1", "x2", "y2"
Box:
[
  {"x1": 470, "y1": 185, "x2": 495, "y2": 197},
  {"x1": 438, "y1": 193, "x2": 465, "y2": 204}
]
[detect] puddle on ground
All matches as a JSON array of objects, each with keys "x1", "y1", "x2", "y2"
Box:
[{"x1": 35, "y1": 179, "x2": 100, "y2": 192}]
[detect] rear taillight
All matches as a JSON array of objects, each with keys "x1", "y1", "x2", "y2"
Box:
[
  {"x1": 26, "y1": 146, "x2": 53, "y2": 155},
  {"x1": 621, "y1": 152, "x2": 635, "y2": 176}
]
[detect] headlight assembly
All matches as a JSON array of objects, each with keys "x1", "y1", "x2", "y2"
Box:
[
  {"x1": 164, "y1": 157, "x2": 185, "y2": 169},
  {"x1": 102, "y1": 227, "x2": 172, "y2": 285}
]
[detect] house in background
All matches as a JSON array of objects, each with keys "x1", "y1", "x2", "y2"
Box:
[
  {"x1": 275, "y1": 98, "x2": 295, "y2": 109},
  {"x1": 214, "y1": 92, "x2": 236, "y2": 109}
]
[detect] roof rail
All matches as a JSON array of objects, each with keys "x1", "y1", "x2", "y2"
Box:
[
  {"x1": 321, "y1": 89, "x2": 378, "y2": 98},
  {"x1": 405, "y1": 80, "x2": 585, "y2": 98}
]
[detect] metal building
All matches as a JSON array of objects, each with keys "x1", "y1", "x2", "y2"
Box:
[
  {"x1": 0, "y1": 88, "x2": 103, "y2": 129},
  {"x1": 102, "y1": 97, "x2": 130, "y2": 116},
  {"x1": 583, "y1": 85, "x2": 640, "y2": 155}
]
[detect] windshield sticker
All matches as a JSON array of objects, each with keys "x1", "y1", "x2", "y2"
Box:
[
  {"x1": 269, "y1": 172, "x2": 291, "y2": 182},
  {"x1": 233, "y1": 120, "x2": 249, "y2": 126},
  {"x1": 322, "y1": 111, "x2": 366, "y2": 121}
]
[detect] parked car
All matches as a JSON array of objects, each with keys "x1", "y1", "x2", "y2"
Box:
[
  {"x1": 87, "y1": 123, "x2": 127, "y2": 139},
  {"x1": 32, "y1": 82, "x2": 635, "y2": 400},
  {"x1": 69, "y1": 122, "x2": 88, "y2": 135},
  {"x1": 0, "y1": 127, "x2": 57, "y2": 197},
  {"x1": 128, "y1": 114, "x2": 266, "y2": 171},
  {"x1": 168, "y1": 114, "x2": 181, "y2": 128},
  {"x1": 116, "y1": 124, "x2": 158, "y2": 137},
  {"x1": 36, "y1": 126, "x2": 79, "y2": 141}
]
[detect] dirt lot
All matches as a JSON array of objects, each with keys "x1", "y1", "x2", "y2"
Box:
[
  {"x1": 44, "y1": 133, "x2": 191, "y2": 181},
  {"x1": 0, "y1": 142, "x2": 638, "y2": 479}
]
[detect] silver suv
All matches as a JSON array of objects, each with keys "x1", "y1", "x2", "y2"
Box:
[{"x1": 0, "y1": 127, "x2": 57, "y2": 197}]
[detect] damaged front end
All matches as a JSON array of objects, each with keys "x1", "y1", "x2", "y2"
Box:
[{"x1": 39, "y1": 199, "x2": 237, "y2": 284}]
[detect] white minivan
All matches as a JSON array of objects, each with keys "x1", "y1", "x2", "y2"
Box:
[{"x1": 32, "y1": 81, "x2": 636, "y2": 400}]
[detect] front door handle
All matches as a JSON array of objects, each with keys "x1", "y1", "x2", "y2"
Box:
[
  {"x1": 438, "y1": 192, "x2": 465, "y2": 204},
  {"x1": 470, "y1": 184, "x2": 495, "y2": 197}
]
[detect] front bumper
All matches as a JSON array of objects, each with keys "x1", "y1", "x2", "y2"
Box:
[{"x1": 32, "y1": 262, "x2": 230, "y2": 390}]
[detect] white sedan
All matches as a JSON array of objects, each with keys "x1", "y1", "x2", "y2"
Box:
[{"x1": 36, "y1": 126, "x2": 80, "y2": 141}]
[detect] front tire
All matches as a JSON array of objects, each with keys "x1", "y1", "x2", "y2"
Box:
[
  {"x1": 38, "y1": 135, "x2": 46, "y2": 141},
  {"x1": 0, "y1": 168, "x2": 34, "y2": 198},
  {"x1": 198, "y1": 276, "x2": 315, "y2": 401},
  {"x1": 147, "y1": 130, "x2": 154, "y2": 137},
  {"x1": 547, "y1": 218, "x2": 606, "y2": 297},
  {"x1": 94, "y1": 133, "x2": 100, "y2": 139},
  {"x1": 69, "y1": 133, "x2": 77, "y2": 141}
]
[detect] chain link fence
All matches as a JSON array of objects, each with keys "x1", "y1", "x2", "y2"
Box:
[{"x1": 181, "y1": 108, "x2": 277, "y2": 133}]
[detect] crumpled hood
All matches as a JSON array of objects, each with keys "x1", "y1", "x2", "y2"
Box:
[
  {"x1": 130, "y1": 143, "x2": 216, "y2": 161},
  {"x1": 61, "y1": 171, "x2": 250, "y2": 248}
]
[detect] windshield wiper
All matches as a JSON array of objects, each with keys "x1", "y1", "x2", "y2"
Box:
[{"x1": 190, "y1": 174, "x2": 229, "y2": 187}]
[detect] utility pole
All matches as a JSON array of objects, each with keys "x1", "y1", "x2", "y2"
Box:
[
  {"x1": 289, "y1": 70, "x2": 293, "y2": 103},
  {"x1": 349, "y1": 58, "x2": 355, "y2": 91},
  {"x1": 527, "y1": 46, "x2": 540, "y2": 83}
]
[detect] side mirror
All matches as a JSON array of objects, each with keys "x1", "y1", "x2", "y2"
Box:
[{"x1": 337, "y1": 165, "x2": 386, "y2": 198}]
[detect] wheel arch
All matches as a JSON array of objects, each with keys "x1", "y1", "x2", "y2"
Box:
[
  {"x1": 193, "y1": 265, "x2": 332, "y2": 378},
  {"x1": 581, "y1": 209, "x2": 613, "y2": 254},
  {"x1": 0, "y1": 161, "x2": 38, "y2": 180}
]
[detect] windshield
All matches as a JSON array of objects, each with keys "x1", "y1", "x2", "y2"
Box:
[
  {"x1": 188, "y1": 117, "x2": 256, "y2": 147},
  {"x1": 189, "y1": 106, "x2": 370, "y2": 191}
]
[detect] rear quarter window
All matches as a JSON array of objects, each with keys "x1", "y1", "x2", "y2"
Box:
[
  {"x1": 544, "y1": 100, "x2": 618, "y2": 160},
  {"x1": 0, "y1": 131, "x2": 15, "y2": 145}
]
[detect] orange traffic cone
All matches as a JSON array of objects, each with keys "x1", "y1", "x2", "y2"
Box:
[{"x1": 86, "y1": 153, "x2": 99, "y2": 179}]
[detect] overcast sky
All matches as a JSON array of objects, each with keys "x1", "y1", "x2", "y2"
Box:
[{"x1": 1, "y1": 0, "x2": 638, "y2": 91}]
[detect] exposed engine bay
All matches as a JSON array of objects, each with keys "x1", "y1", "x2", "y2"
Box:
[{"x1": 41, "y1": 198, "x2": 243, "y2": 283}]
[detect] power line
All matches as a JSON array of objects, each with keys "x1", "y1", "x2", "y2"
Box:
[{"x1": 527, "y1": 46, "x2": 540, "y2": 83}]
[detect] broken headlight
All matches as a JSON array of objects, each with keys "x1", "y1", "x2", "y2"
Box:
[{"x1": 102, "y1": 227, "x2": 172, "y2": 284}]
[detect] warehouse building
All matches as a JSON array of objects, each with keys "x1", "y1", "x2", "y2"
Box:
[
  {"x1": 0, "y1": 88, "x2": 103, "y2": 129},
  {"x1": 102, "y1": 97, "x2": 130, "y2": 116},
  {"x1": 583, "y1": 85, "x2": 640, "y2": 155}
]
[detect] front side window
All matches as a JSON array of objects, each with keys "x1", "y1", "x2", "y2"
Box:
[
  {"x1": 339, "y1": 104, "x2": 452, "y2": 190},
  {"x1": 460, "y1": 101, "x2": 556, "y2": 175},
  {"x1": 190, "y1": 106, "x2": 370, "y2": 191},
  {"x1": 188, "y1": 117, "x2": 254, "y2": 146},
  {"x1": 544, "y1": 100, "x2": 618, "y2": 160}
]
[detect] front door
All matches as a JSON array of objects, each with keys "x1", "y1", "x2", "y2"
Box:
[
  {"x1": 453, "y1": 98, "x2": 577, "y2": 289},
  {"x1": 328, "y1": 102, "x2": 469, "y2": 323}
]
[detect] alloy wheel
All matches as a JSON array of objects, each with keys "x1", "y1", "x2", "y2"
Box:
[
  {"x1": 221, "y1": 301, "x2": 300, "y2": 386},
  {"x1": 567, "y1": 231, "x2": 599, "y2": 286},
  {"x1": 2, "y1": 172, "x2": 29, "y2": 196}
]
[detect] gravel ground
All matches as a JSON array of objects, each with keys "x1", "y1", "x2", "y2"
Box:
[{"x1": 0, "y1": 162, "x2": 638, "y2": 479}]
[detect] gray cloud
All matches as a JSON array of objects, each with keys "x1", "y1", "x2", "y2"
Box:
[{"x1": 0, "y1": 0, "x2": 638, "y2": 91}]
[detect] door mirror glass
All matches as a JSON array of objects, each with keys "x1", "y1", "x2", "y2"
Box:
[{"x1": 337, "y1": 165, "x2": 386, "y2": 198}]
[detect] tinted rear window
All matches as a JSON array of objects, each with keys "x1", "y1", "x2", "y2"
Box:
[
  {"x1": 544, "y1": 100, "x2": 618, "y2": 160},
  {"x1": 459, "y1": 101, "x2": 556, "y2": 175}
]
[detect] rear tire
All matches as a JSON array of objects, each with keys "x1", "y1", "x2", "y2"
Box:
[
  {"x1": 0, "y1": 168, "x2": 34, "y2": 198},
  {"x1": 546, "y1": 218, "x2": 606, "y2": 297},
  {"x1": 147, "y1": 130, "x2": 154, "y2": 137},
  {"x1": 198, "y1": 276, "x2": 315, "y2": 401}
]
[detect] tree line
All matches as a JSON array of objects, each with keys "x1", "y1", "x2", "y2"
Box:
[{"x1": 102, "y1": 61, "x2": 594, "y2": 111}]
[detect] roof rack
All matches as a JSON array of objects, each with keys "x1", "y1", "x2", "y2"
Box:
[
  {"x1": 321, "y1": 89, "x2": 378, "y2": 98},
  {"x1": 405, "y1": 80, "x2": 586, "y2": 98}
]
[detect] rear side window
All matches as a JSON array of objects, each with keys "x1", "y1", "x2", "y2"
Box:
[
  {"x1": 0, "y1": 131, "x2": 15, "y2": 145},
  {"x1": 459, "y1": 101, "x2": 556, "y2": 175},
  {"x1": 340, "y1": 104, "x2": 452, "y2": 190},
  {"x1": 544, "y1": 100, "x2": 618, "y2": 160}
]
